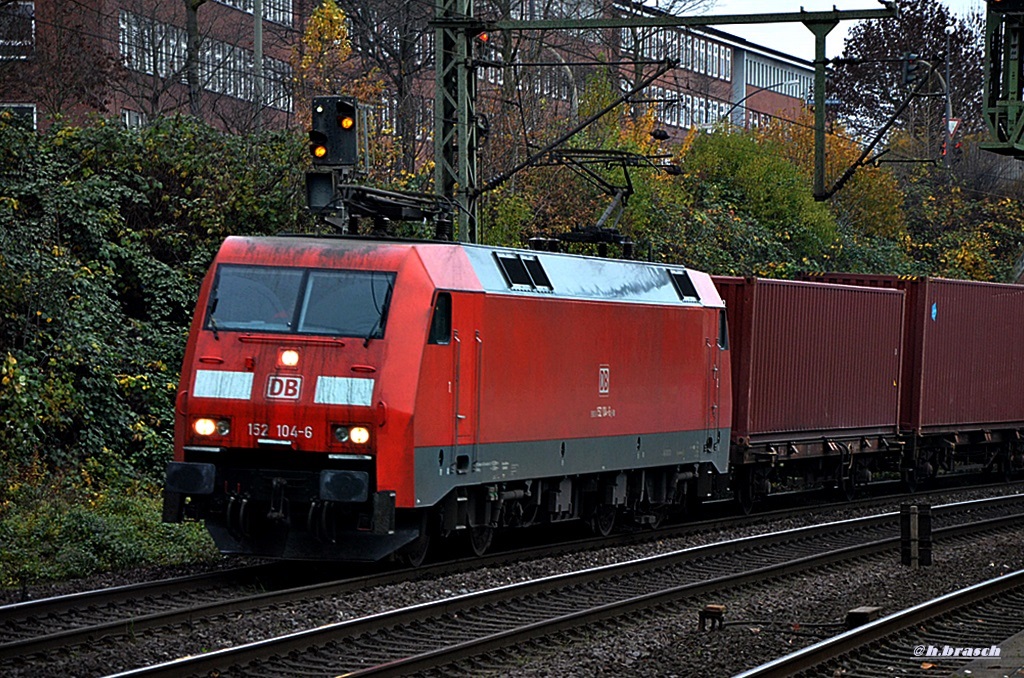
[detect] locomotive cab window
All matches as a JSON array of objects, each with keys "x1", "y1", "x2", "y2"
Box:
[
  {"x1": 428, "y1": 292, "x2": 451, "y2": 345},
  {"x1": 206, "y1": 265, "x2": 396, "y2": 338},
  {"x1": 668, "y1": 270, "x2": 700, "y2": 302},
  {"x1": 718, "y1": 309, "x2": 729, "y2": 350}
]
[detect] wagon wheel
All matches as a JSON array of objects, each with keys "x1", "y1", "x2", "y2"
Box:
[
  {"x1": 999, "y1": 451, "x2": 1016, "y2": 483},
  {"x1": 467, "y1": 525, "x2": 494, "y2": 557},
  {"x1": 587, "y1": 505, "x2": 617, "y2": 538},
  {"x1": 735, "y1": 468, "x2": 756, "y2": 515},
  {"x1": 901, "y1": 466, "x2": 918, "y2": 494},
  {"x1": 838, "y1": 473, "x2": 857, "y2": 502},
  {"x1": 831, "y1": 463, "x2": 859, "y2": 502}
]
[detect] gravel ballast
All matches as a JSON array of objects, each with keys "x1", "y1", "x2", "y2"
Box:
[{"x1": 3, "y1": 486, "x2": 1023, "y2": 677}]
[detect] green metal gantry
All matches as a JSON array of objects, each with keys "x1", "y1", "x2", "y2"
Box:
[
  {"x1": 981, "y1": 2, "x2": 1024, "y2": 156},
  {"x1": 434, "y1": 5, "x2": 899, "y2": 242}
]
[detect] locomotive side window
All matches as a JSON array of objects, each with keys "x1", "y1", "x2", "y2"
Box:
[
  {"x1": 718, "y1": 309, "x2": 729, "y2": 350},
  {"x1": 428, "y1": 293, "x2": 451, "y2": 345},
  {"x1": 669, "y1": 270, "x2": 700, "y2": 302},
  {"x1": 206, "y1": 265, "x2": 396, "y2": 338}
]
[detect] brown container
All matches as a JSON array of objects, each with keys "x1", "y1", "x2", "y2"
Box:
[
  {"x1": 715, "y1": 277, "x2": 904, "y2": 446},
  {"x1": 806, "y1": 274, "x2": 1024, "y2": 434}
]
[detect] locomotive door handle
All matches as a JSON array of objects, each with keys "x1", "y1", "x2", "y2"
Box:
[{"x1": 453, "y1": 331, "x2": 461, "y2": 456}]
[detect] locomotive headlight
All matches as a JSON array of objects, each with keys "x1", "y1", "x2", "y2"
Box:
[
  {"x1": 279, "y1": 349, "x2": 300, "y2": 368},
  {"x1": 194, "y1": 418, "x2": 230, "y2": 436},
  {"x1": 194, "y1": 418, "x2": 216, "y2": 436},
  {"x1": 332, "y1": 425, "x2": 370, "y2": 445}
]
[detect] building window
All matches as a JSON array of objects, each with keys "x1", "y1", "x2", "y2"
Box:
[
  {"x1": 212, "y1": 0, "x2": 293, "y2": 27},
  {"x1": 121, "y1": 109, "x2": 147, "y2": 129},
  {"x1": 0, "y1": 1, "x2": 34, "y2": 60},
  {"x1": 0, "y1": 103, "x2": 36, "y2": 128},
  {"x1": 119, "y1": 10, "x2": 293, "y2": 112}
]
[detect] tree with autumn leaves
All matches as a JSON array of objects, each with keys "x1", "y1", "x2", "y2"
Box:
[{"x1": 471, "y1": 0, "x2": 1023, "y2": 281}]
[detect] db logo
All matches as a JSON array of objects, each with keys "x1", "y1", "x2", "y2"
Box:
[
  {"x1": 267, "y1": 375, "x2": 302, "y2": 400},
  {"x1": 598, "y1": 365, "x2": 610, "y2": 397}
]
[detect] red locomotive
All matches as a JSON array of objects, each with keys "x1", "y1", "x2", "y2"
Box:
[
  {"x1": 162, "y1": 235, "x2": 732, "y2": 562},
  {"x1": 162, "y1": 235, "x2": 1024, "y2": 562}
]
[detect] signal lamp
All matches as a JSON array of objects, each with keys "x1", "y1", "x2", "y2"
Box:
[
  {"x1": 339, "y1": 115, "x2": 354, "y2": 130},
  {"x1": 313, "y1": 145, "x2": 327, "y2": 159}
]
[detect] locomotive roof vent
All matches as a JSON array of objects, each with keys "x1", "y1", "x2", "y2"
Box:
[
  {"x1": 668, "y1": 270, "x2": 700, "y2": 302},
  {"x1": 494, "y1": 252, "x2": 554, "y2": 293}
]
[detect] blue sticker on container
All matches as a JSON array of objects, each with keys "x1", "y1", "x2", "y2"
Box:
[{"x1": 931, "y1": 302, "x2": 938, "y2": 321}]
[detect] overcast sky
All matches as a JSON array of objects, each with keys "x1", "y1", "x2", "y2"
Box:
[{"x1": 699, "y1": 0, "x2": 985, "y2": 61}]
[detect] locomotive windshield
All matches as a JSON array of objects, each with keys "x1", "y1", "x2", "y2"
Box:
[{"x1": 206, "y1": 265, "x2": 395, "y2": 338}]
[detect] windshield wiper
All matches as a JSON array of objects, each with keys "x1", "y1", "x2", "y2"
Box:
[
  {"x1": 208, "y1": 297, "x2": 220, "y2": 341},
  {"x1": 363, "y1": 280, "x2": 394, "y2": 348}
]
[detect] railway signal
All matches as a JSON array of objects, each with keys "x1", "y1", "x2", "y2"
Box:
[
  {"x1": 901, "y1": 52, "x2": 921, "y2": 84},
  {"x1": 988, "y1": 0, "x2": 1024, "y2": 12},
  {"x1": 309, "y1": 96, "x2": 359, "y2": 166}
]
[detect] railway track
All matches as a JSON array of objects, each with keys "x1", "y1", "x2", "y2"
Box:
[
  {"x1": 737, "y1": 568, "x2": 1024, "y2": 677},
  {"x1": 97, "y1": 494, "x2": 1024, "y2": 677},
  {"x1": 1, "y1": 483, "x2": 1020, "y2": 676},
  {"x1": 2, "y1": 480, "x2": 1016, "y2": 671}
]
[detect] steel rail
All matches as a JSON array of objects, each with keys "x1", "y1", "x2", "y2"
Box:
[
  {"x1": 314, "y1": 512, "x2": 1024, "y2": 677},
  {"x1": 3, "y1": 482, "x2": 1020, "y2": 665},
  {"x1": 103, "y1": 496, "x2": 1024, "y2": 678},
  {"x1": 735, "y1": 568, "x2": 1024, "y2": 678}
]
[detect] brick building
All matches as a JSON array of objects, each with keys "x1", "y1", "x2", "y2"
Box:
[
  {"x1": 0, "y1": 0, "x2": 310, "y2": 131},
  {"x1": 0, "y1": 1, "x2": 812, "y2": 138}
]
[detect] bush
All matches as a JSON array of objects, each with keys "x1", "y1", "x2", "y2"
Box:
[
  {"x1": 0, "y1": 115, "x2": 311, "y2": 586},
  {"x1": 0, "y1": 460, "x2": 216, "y2": 587}
]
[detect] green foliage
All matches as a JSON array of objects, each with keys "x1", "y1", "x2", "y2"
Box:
[
  {"x1": 680, "y1": 130, "x2": 837, "y2": 269},
  {"x1": 0, "y1": 459, "x2": 216, "y2": 586},
  {"x1": 0, "y1": 114, "x2": 312, "y2": 585},
  {"x1": 0, "y1": 116, "x2": 313, "y2": 480}
]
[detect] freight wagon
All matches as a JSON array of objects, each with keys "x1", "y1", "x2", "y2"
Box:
[
  {"x1": 805, "y1": 274, "x2": 1024, "y2": 484},
  {"x1": 714, "y1": 277, "x2": 906, "y2": 509}
]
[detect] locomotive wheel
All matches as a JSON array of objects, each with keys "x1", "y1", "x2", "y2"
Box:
[
  {"x1": 588, "y1": 505, "x2": 617, "y2": 537},
  {"x1": 646, "y1": 508, "x2": 666, "y2": 529},
  {"x1": 397, "y1": 534, "x2": 431, "y2": 568},
  {"x1": 467, "y1": 525, "x2": 494, "y2": 557}
]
